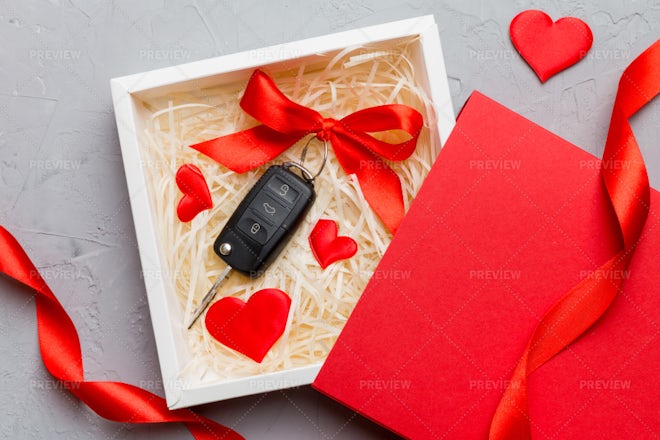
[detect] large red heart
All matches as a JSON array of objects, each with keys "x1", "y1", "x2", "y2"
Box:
[
  {"x1": 175, "y1": 163, "x2": 212, "y2": 222},
  {"x1": 308, "y1": 219, "x2": 358, "y2": 269},
  {"x1": 205, "y1": 289, "x2": 291, "y2": 363},
  {"x1": 510, "y1": 10, "x2": 593, "y2": 82}
]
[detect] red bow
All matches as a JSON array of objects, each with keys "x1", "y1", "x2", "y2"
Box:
[{"x1": 190, "y1": 70, "x2": 424, "y2": 233}]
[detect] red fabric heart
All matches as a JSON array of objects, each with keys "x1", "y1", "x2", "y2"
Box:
[
  {"x1": 510, "y1": 10, "x2": 593, "y2": 82},
  {"x1": 205, "y1": 289, "x2": 291, "y2": 363},
  {"x1": 175, "y1": 163, "x2": 212, "y2": 222},
  {"x1": 308, "y1": 219, "x2": 358, "y2": 269}
]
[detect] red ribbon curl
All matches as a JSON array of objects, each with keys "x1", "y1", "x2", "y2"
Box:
[
  {"x1": 0, "y1": 227, "x2": 243, "y2": 439},
  {"x1": 190, "y1": 69, "x2": 424, "y2": 234},
  {"x1": 489, "y1": 39, "x2": 660, "y2": 439}
]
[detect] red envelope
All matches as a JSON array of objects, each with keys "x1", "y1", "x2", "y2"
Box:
[{"x1": 313, "y1": 92, "x2": 659, "y2": 438}]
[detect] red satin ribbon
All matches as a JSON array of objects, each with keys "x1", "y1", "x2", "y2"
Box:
[
  {"x1": 0, "y1": 227, "x2": 243, "y2": 439},
  {"x1": 190, "y1": 70, "x2": 424, "y2": 234},
  {"x1": 490, "y1": 40, "x2": 660, "y2": 439}
]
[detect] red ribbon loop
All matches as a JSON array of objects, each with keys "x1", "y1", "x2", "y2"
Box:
[
  {"x1": 489, "y1": 39, "x2": 660, "y2": 439},
  {"x1": 190, "y1": 69, "x2": 424, "y2": 233}
]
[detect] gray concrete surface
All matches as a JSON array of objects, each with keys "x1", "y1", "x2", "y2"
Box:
[{"x1": 0, "y1": 1, "x2": 658, "y2": 439}]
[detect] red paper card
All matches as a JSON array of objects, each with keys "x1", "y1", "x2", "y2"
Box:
[{"x1": 313, "y1": 92, "x2": 659, "y2": 439}]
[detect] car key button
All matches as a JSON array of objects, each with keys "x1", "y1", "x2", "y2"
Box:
[
  {"x1": 266, "y1": 176, "x2": 299, "y2": 204},
  {"x1": 237, "y1": 215, "x2": 272, "y2": 245},
  {"x1": 250, "y1": 192, "x2": 290, "y2": 226}
]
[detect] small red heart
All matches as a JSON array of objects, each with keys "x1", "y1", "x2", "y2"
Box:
[
  {"x1": 176, "y1": 164, "x2": 213, "y2": 222},
  {"x1": 205, "y1": 289, "x2": 291, "y2": 363},
  {"x1": 510, "y1": 10, "x2": 593, "y2": 82},
  {"x1": 308, "y1": 219, "x2": 358, "y2": 269}
]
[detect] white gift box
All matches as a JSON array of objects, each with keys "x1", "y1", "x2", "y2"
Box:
[{"x1": 110, "y1": 15, "x2": 454, "y2": 409}]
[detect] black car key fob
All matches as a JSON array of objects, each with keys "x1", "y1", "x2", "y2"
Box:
[
  {"x1": 213, "y1": 164, "x2": 315, "y2": 277},
  {"x1": 188, "y1": 153, "x2": 323, "y2": 330}
]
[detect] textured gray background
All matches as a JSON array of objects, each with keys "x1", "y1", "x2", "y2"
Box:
[{"x1": 0, "y1": 1, "x2": 658, "y2": 439}]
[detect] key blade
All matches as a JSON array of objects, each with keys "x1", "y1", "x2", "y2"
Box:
[{"x1": 187, "y1": 265, "x2": 233, "y2": 329}]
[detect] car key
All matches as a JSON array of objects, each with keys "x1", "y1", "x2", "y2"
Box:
[{"x1": 187, "y1": 162, "x2": 317, "y2": 328}]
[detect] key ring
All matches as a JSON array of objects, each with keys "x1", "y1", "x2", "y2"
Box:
[{"x1": 282, "y1": 136, "x2": 328, "y2": 183}]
